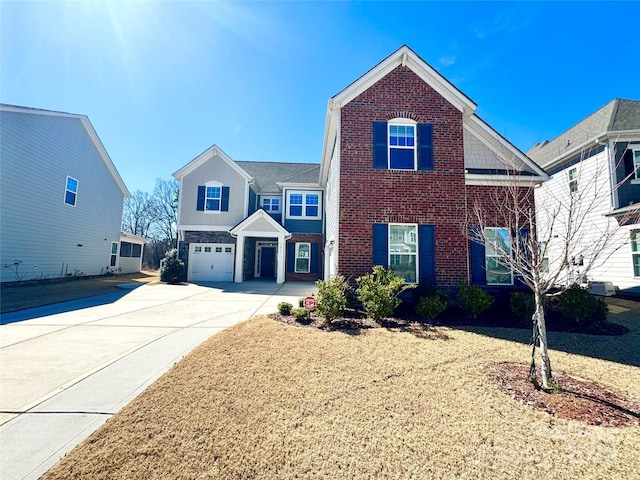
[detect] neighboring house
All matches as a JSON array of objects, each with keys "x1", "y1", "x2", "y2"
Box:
[
  {"x1": 528, "y1": 99, "x2": 640, "y2": 295},
  {"x1": 174, "y1": 147, "x2": 322, "y2": 283},
  {"x1": 175, "y1": 45, "x2": 548, "y2": 287},
  {"x1": 117, "y1": 232, "x2": 148, "y2": 274},
  {"x1": 319, "y1": 45, "x2": 548, "y2": 287},
  {"x1": 0, "y1": 104, "x2": 131, "y2": 283}
]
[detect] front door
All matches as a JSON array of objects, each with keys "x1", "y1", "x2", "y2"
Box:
[{"x1": 260, "y1": 247, "x2": 276, "y2": 278}]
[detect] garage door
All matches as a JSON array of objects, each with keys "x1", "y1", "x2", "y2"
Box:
[{"x1": 189, "y1": 243, "x2": 235, "y2": 282}]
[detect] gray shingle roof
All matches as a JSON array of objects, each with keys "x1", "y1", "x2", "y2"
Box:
[
  {"x1": 527, "y1": 99, "x2": 640, "y2": 168},
  {"x1": 236, "y1": 161, "x2": 320, "y2": 193}
]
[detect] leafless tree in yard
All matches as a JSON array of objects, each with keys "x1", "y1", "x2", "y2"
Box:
[
  {"x1": 122, "y1": 190, "x2": 157, "y2": 238},
  {"x1": 468, "y1": 143, "x2": 637, "y2": 390}
]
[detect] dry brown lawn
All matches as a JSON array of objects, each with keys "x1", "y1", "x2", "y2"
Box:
[
  {"x1": 0, "y1": 271, "x2": 158, "y2": 313},
  {"x1": 42, "y1": 315, "x2": 639, "y2": 480}
]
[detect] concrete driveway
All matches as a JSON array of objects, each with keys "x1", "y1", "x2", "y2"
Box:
[{"x1": 0, "y1": 280, "x2": 315, "y2": 480}]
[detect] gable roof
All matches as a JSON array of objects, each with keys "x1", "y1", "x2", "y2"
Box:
[
  {"x1": 527, "y1": 99, "x2": 640, "y2": 169},
  {"x1": 236, "y1": 161, "x2": 320, "y2": 193},
  {"x1": 0, "y1": 103, "x2": 130, "y2": 197},
  {"x1": 320, "y1": 46, "x2": 547, "y2": 184},
  {"x1": 229, "y1": 208, "x2": 291, "y2": 238},
  {"x1": 173, "y1": 144, "x2": 253, "y2": 181}
]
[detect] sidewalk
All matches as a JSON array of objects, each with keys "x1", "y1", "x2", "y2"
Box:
[{"x1": 0, "y1": 281, "x2": 315, "y2": 480}]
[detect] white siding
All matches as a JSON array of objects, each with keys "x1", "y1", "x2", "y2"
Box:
[
  {"x1": 535, "y1": 146, "x2": 640, "y2": 292},
  {"x1": 0, "y1": 110, "x2": 125, "y2": 282},
  {"x1": 178, "y1": 152, "x2": 247, "y2": 227},
  {"x1": 324, "y1": 134, "x2": 340, "y2": 279}
]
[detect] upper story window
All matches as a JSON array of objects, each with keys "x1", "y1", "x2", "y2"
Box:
[
  {"x1": 261, "y1": 197, "x2": 281, "y2": 213},
  {"x1": 65, "y1": 176, "x2": 78, "y2": 206},
  {"x1": 568, "y1": 168, "x2": 578, "y2": 193},
  {"x1": 373, "y1": 119, "x2": 433, "y2": 171},
  {"x1": 633, "y1": 149, "x2": 640, "y2": 180},
  {"x1": 286, "y1": 191, "x2": 321, "y2": 219},
  {"x1": 197, "y1": 181, "x2": 229, "y2": 213},
  {"x1": 485, "y1": 227, "x2": 513, "y2": 285},
  {"x1": 631, "y1": 231, "x2": 640, "y2": 277}
]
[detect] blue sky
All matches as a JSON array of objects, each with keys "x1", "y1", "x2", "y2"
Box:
[{"x1": 2, "y1": 1, "x2": 639, "y2": 194}]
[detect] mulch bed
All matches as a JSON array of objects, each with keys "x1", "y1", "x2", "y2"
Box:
[{"x1": 490, "y1": 363, "x2": 640, "y2": 427}]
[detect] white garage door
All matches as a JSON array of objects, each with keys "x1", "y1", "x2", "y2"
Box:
[{"x1": 189, "y1": 243, "x2": 235, "y2": 282}]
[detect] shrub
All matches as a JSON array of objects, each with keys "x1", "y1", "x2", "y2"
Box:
[
  {"x1": 510, "y1": 292, "x2": 535, "y2": 321},
  {"x1": 355, "y1": 266, "x2": 416, "y2": 321},
  {"x1": 557, "y1": 285, "x2": 608, "y2": 326},
  {"x1": 457, "y1": 283, "x2": 494, "y2": 319},
  {"x1": 160, "y1": 249, "x2": 185, "y2": 284},
  {"x1": 277, "y1": 302, "x2": 293, "y2": 316},
  {"x1": 292, "y1": 307, "x2": 309, "y2": 322},
  {"x1": 298, "y1": 298, "x2": 305, "y2": 308},
  {"x1": 315, "y1": 275, "x2": 349, "y2": 323},
  {"x1": 416, "y1": 291, "x2": 448, "y2": 320}
]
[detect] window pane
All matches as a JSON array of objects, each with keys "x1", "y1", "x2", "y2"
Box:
[
  {"x1": 111, "y1": 242, "x2": 118, "y2": 254},
  {"x1": 65, "y1": 191, "x2": 76, "y2": 205},
  {"x1": 306, "y1": 194, "x2": 319, "y2": 205},
  {"x1": 206, "y1": 199, "x2": 220, "y2": 211},
  {"x1": 110, "y1": 254, "x2": 117, "y2": 267},
  {"x1": 272, "y1": 198, "x2": 280, "y2": 208},
  {"x1": 306, "y1": 206, "x2": 318, "y2": 217},
  {"x1": 297, "y1": 243, "x2": 310, "y2": 257},
  {"x1": 631, "y1": 232, "x2": 640, "y2": 252},
  {"x1": 120, "y1": 242, "x2": 132, "y2": 257},
  {"x1": 389, "y1": 225, "x2": 417, "y2": 253},
  {"x1": 290, "y1": 205, "x2": 302, "y2": 216},
  {"x1": 132, "y1": 244, "x2": 142, "y2": 257},
  {"x1": 66, "y1": 177, "x2": 78, "y2": 192},
  {"x1": 295, "y1": 258, "x2": 310, "y2": 273},
  {"x1": 215, "y1": 247, "x2": 222, "y2": 252},
  {"x1": 290, "y1": 194, "x2": 303, "y2": 205},
  {"x1": 486, "y1": 258, "x2": 512, "y2": 284},
  {"x1": 206, "y1": 186, "x2": 221, "y2": 198},
  {"x1": 486, "y1": 228, "x2": 511, "y2": 256},
  {"x1": 389, "y1": 254, "x2": 417, "y2": 283},
  {"x1": 204, "y1": 247, "x2": 211, "y2": 252},
  {"x1": 389, "y1": 148, "x2": 415, "y2": 169},
  {"x1": 634, "y1": 254, "x2": 640, "y2": 277}
]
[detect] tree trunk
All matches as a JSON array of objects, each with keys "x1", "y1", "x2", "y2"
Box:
[{"x1": 533, "y1": 291, "x2": 553, "y2": 389}]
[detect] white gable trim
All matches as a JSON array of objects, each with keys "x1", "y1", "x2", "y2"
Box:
[
  {"x1": 330, "y1": 45, "x2": 477, "y2": 114},
  {"x1": 465, "y1": 174, "x2": 546, "y2": 187},
  {"x1": 173, "y1": 144, "x2": 253, "y2": 181},
  {"x1": 230, "y1": 209, "x2": 291, "y2": 238}
]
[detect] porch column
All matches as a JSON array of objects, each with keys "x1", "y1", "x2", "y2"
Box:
[
  {"x1": 276, "y1": 234, "x2": 286, "y2": 284},
  {"x1": 234, "y1": 234, "x2": 245, "y2": 283}
]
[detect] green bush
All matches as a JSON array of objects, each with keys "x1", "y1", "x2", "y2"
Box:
[
  {"x1": 457, "y1": 283, "x2": 494, "y2": 319},
  {"x1": 557, "y1": 286, "x2": 608, "y2": 326},
  {"x1": 292, "y1": 307, "x2": 310, "y2": 322},
  {"x1": 416, "y1": 292, "x2": 448, "y2": 320},
  {"x1": 277, "y1": 302, "x2": 293, "y2": 316},
  {"x1": 355, "y1": 266, "x2": 416, "y2": 321},
  {"x1": 315, "y1": 275, "x2": 349, "y2": 323},
  {"x1": 298, "y1": 297, "x2": 305, "y2": 308},
  {"x1": 510, "y1": 292, "x2": 535, "y2": 321},
  {"x1": 160, "y1": 249, "x2": 185, "y2": 284}
]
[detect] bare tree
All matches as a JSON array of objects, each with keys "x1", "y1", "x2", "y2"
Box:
[
  {"x1": 468, "y1": 143, "x2": 636, "y2": 390},
  {"x1": 122, "y1": 190, "x2": 157, "y2": 238},
  {"x1": 149, "y1": 178, "x2": 179, "y2": 248}
]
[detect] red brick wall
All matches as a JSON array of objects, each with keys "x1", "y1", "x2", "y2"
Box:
[
  {"x1": 286, "y1": 233, "x2": 323, "y2": 282},
  {"x1": 338, "y1": 65, "x2": 468, "y2": 285}
]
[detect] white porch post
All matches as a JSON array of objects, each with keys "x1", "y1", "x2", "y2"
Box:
[
  {"x1": 276, "y1": 234, "x2": 286, "y2": 284},
  {"x1": 234, "y1": 234, "x2": 245, "y2": 283}
]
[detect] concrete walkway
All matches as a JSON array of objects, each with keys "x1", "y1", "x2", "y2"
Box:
[{"x1": 0, "y1": 280, "x2": 316, "y2": 480}]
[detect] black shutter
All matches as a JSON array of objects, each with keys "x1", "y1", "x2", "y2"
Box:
[
  {"x1": 418, "y1": 225, "x2": 436, "y2": 284},
  {"x1": 221, "y1": 186, "x2": 230, "y2": 212},
  {"x1": 287, "y1": 243, "x2": 295, "y2": 273},
  {"x1": 470, "y1": 238, "x2": 487, "y2": 285},
  {"x1": 373, "y1": 122, "x2": 388, "y2": 169},
  {"x1": 372, "y1": 223, "x2": 389, "y2": 267},
  {"x1": 196, "y1": 186, "x2": 205, "y2": 211},
  {"x1": 417, "y1": 123, "x2": 433, "y2": 170},
  {"x1": 310, "y1": 243, "x2": 319, "y2": 274}
]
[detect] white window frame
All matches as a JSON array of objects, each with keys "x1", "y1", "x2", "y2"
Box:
[
  {"x1": 388, "y1": 223, "x2": 418, "y2": 284},
  {"x1": 485, "y1": 227, "x2": 514, "y2": 285},
  {"x1": 388, "y1": 118, "x2": 417, "y2": 171},
  {"x1": 631, "y1": 230, "x2": 640, "y2": 277},
  {"x1": 204, "y1": 181, "x2": 223, "y2": 213},
  {"x1": 261, "y1": 196, "x2": 281, "y2": 213},
  {"x1": 110, "y1": 242, "x2": 118, "y2": 267},
  {"x1": 633, "y1": 148, "x2": 640, "y2": 180},
  {"x1": 64, "y1": 176, "x2": 78, "y2": 206},
  {"x1": 568, "y1": 167, "x2": 578, "y2": 194},
  {"x1": 286, "y1": 191, "x2": 322, "y2": 220},
  {"x1": 294, "y1": 242, "x2": 311, "y2": 273}
]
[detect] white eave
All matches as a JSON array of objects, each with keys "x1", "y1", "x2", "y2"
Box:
[
  {"x1": 276, "y1": 182, "x2": 322, "y2": 189},
  {"x1": 120, "y1": 232, "x2": 149, "y2": 243},
  {"x1": 229, "y1": 209, "x2": 292, "y2": 238},
  {"x1": 173, "y1": 144, "x2": 254, "y2": 182},
  {"x1": 465, "y1": 173, "x2": 547, "y2": 187}
]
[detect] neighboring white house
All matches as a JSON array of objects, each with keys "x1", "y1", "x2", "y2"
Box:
[
  {"x1": 528, "y1": 99, "x2": 640, "y2": 295},
  {"x1": 117, "y1": 232, "x2": 148, "y2": 274},
  {"x1": 0, "y1": 104, "x2": 131, "y2": 283}
]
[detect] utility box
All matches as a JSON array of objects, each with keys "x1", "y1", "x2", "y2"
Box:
[{"x1": 588, "y1": 281, "x2": 616, "y2": 296}]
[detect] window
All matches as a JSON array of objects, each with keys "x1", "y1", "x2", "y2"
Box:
[
  {"x1": 194, "y1": 246, "x2": 202, "y2": 252},
  {"x1": 287, "y1": 191, "x2": 321, "y2": 219},
  {"x1": 389, "y1": 224, "x2": 417, "y2": 283},
  {"x1": 632, "y1": 231, "x2": 640, "y2": 277},
  {"x1": 633, "y1": 149, "x2": 640, "y2": 180},
  {"x1": 119, "y1": 242, "x2": 142, "y2": 258},
  {"x1": 197, "y1": 182, "x2": 229, "y2": 212},
  {"x1": 485, "y1": 228, "x2": 513, "y2": 285},
  {"x1": 65, "y1": 176, "x2": 78, "y2": 206},
  {"x1": 568, "y1": 168, "x2": 578, "y2": 193},
  {"x1": 204, "y1": 246, "x2": 212, "y2": 252},
  {"x1": 215, "y1": 247, "x2": 222, "y2": 253},
  {"x1": 261, "y1": 197, "x2": 281, "y2": 213},
  {"x1": 539, "y1": 241, "x2": 549, "y2": 273},
  {"x1": 389, "y1": 122, "x2": 416, "y2": 170},
  {"x1": 110, "y1": 242, "x2": 118, "y2": 267},
  {"x1": 295, "y1": 243, "x2": 311, "y2": 273}
]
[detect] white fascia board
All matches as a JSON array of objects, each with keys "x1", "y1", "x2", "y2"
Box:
[
  {"x1": 120, "y1": 232, "x2": 149, "y2": 243},
  {"x1": 466, "y1": 115, "x2": 548, "y2": 180},
  {"x1": 465, "y1": 174, "x2": 546, "y2": 187},
  {"x1": 330, "y1": 46, "x2": 476, "y2": 115},
  {"x1": 320, "y1": 102, "x2": 340, "y2": 186},
  {"x1": 230, "y1": 210, "x2": 291, "y2": 237},
  {"x1": 177, "y1": 225, "x2": 235, "y2": 232},
  {"x1": 276, "y1": 182, "x2": 322, "y2": 189},
  {"x1": 173, "y1": 144, "x2": 253, "y2": 181}
]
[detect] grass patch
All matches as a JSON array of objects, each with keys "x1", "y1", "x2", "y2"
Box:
[
  {"x1": 0, "y1": 271, "x2": 158, "y2": 313},
  {"x1": 42, "y1": 317, "x2": 639, "y2": 480}
]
